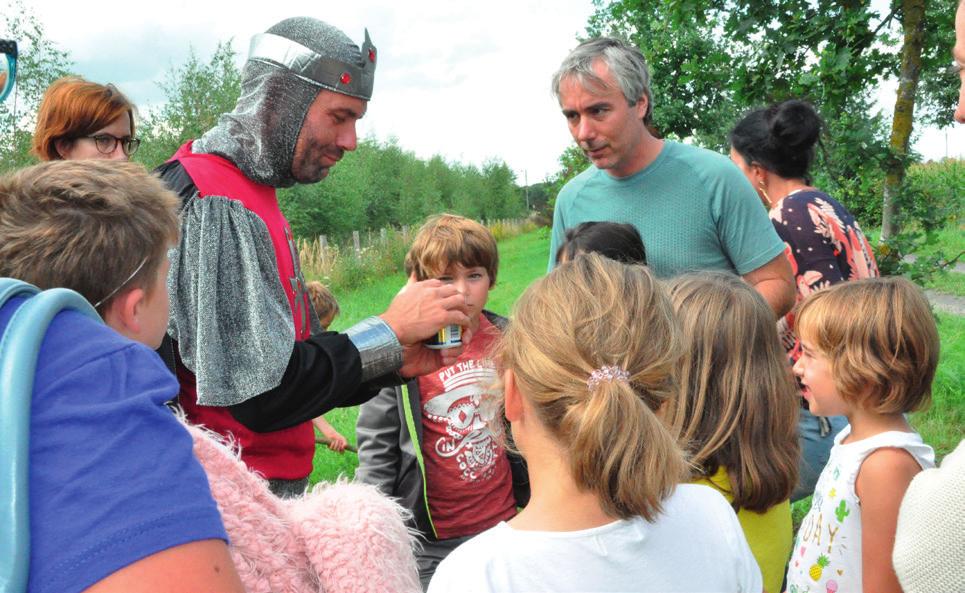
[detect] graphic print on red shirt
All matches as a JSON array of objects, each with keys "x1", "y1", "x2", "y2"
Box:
[{"x1": 418, "y1": 316, "x2": 516, "y2": 539}]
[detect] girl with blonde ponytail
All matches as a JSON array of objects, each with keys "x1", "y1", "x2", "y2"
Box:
[{"x1": 428, "y1": 254, "x2": 762, "y2": 593}]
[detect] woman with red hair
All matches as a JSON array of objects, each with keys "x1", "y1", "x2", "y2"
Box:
[{"x1": 32, "y1": 76, "x2": 139, "y2": 161}]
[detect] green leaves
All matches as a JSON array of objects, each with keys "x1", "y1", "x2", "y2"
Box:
[
  {"x1": 0, "y1": 0, "x2": 72, "y2": 172},
  {"x1": 134, "y1": 41, "x2": 241, "y2": 170},
  {"x1": 278, "y1": 137, "x2": 525, "y2": 241}
]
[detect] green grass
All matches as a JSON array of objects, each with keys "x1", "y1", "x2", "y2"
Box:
[
  {"x1": 912, "y1": 312, "x2": 965, "y2": 458},
  {"x1": 916, "y1": 225, "x2": 964, "y2": 260},
  {"x1": 864, "y1": 223, "x2": 965, "y2": 295},
  {"x1": 309, "y1": 228, "x2": 964, "y2": 487},
  {"x1": 904, "y1": 225, "x2": 965, "y2": 297},
  {"x1": 924, "y1": 271, "x2": 965, "y2": 297},
  {"x1": 308, "y1": 229, "x2": 552, "y2": 485}
]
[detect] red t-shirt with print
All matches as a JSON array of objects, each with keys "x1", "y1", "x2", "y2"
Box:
[{"x1": 418, "y1": 315, "x2": 516, "y2": 539}]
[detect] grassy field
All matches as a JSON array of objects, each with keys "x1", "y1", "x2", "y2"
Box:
[
  {"x1": 309, "y1": 228, "x2": 965, "y2": 485},
  {"x1": 866, "y1": 224, "x2": 965, "y2": 296},
  {"x1": 911, "y1": 224, "x2": 964, "y2": 297}
]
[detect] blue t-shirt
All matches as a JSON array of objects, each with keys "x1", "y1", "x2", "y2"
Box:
[
  {"x1": 0, "y1": 298, "x2": 227, "y2": 593},
  {"x1": 549, "y1": 141, "x2": 785, "y2": 278}
]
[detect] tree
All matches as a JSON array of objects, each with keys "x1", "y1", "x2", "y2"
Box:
[
  {"x1": 135, "y1": 42, "x2": 241, "y2": 169},
  {"x1": 520, "y1": 182, "x2": 551, "y2": 213},
  {"x1": 480, "y1": 159, "x2": 523, "y2": 219},
  {"x1": 547, "y1": 145, "x2": 589, "y2": 210},
  {"x1": 279, "y1": 135, "x2": 524, "y2": 240},
  {"x1": 573, "y1": 0, "x2": 958, "y2": 244},
  {"x1": 880, "y1": 0, "x2": 924, "y2": 242},
  {"x1": 0, "y1": 0, "x2": 72, "y2": 172}
]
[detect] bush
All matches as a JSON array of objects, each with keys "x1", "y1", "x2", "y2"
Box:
[
  {"x1": 872, "y1": 159, "x2": 964, "y2": 283},
  {"x1": 905, "y1": 160, "x2": 964, "y2": 226}
]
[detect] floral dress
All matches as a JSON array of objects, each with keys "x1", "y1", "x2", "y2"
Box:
[{"x1": 770, "y1": 190, "x2": 879, "y2": 362}]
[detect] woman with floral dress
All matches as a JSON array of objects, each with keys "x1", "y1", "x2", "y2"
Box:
[{"x1": 729, "y1": 99, "x2": 879, "y2": 500}]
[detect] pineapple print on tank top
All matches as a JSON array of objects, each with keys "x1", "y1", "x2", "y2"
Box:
[{"x1": 786, "y1": 427, "x2": 934, "y2": 593}]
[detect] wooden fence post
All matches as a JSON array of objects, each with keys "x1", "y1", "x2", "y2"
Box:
[
  {"x1": 352, "y1": 231, "x2": 362, "y2": 260},
  {"x1": 319, "y1": 235, "x2": 328, "y2": 269}
]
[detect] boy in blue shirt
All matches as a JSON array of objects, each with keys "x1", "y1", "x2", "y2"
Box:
[{"x1": 0, "y1": 160, "x2": 244, "y2": 592}]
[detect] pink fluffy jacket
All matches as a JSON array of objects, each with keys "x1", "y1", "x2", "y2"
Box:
[{"x1": 182, "y1": 420, "x2": 422, "y2": 593}]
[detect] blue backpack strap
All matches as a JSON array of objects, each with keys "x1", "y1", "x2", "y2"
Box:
[{"x1": 0, "y1": 279, "x2": 100, "y2": 593}]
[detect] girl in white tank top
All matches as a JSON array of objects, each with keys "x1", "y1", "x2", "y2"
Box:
[{"x1": 785, "y1": 277, "x2": 940, "y2": 593}]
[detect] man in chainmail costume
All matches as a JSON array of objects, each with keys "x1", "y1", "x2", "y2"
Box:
[{"x1": 156, "y1": 17, "x2": 470, "y2": 497}]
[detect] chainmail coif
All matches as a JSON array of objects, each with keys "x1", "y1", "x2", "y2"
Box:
[{"x1": 194, "y1": 17, "x2": 367, "y2": 188}]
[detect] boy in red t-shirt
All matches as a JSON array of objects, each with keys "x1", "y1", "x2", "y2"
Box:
[{"x1": 356, "y1": 214, "x2": 529, "y2": 589}]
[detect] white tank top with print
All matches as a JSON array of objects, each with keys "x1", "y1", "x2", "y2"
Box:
[{"x1": 786, "y1": 427, "x2": 934, "y2": 593}]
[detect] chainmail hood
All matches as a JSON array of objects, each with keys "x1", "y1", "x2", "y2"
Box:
[{"x1": 194, "y1": 17, "x2": 376, "y2": 188}]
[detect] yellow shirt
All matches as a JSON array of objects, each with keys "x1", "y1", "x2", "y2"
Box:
[{"x1": 695, "y1": 467, "x2": 791, "y2": 593}]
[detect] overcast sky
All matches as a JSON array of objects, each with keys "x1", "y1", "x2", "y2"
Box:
[{"x1": 13, "y1": 0, "x2": 964, "y2": 182}]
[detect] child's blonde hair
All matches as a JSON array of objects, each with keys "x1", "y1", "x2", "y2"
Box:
[
  {"x1": 404, "y1": 213, "x2": 498, "y2": 285},
  {"x1": 794, "y1": 276, "x2": 939, "y2": 414},
  {"x1": 666, "y1": 272, "x2": 799, "y2": 512},
  {"x1": 306, "y1": 280, "x2": 339, "y2": 323},
  {"x1": 0, "y1": 160, "x2": 178, "y2": 312},
  {"x1": 497, "y1": 253, "x2": 688, "y2": 521}
]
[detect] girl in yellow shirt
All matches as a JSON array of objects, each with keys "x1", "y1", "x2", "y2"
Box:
[{"x1": 667, "y1": 272, "x2": 801, "y2": 593}]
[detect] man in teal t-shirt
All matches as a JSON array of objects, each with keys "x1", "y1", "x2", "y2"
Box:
[{"x1": 549, "y1": 37, "x2": 795, "y2": 316}]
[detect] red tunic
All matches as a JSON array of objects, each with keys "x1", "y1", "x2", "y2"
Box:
[{"x1": 171, "y1": 141, "x2": 314, "y2": 480}]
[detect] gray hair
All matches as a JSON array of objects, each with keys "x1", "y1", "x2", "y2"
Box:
[{"x1": 551, "y1": 37, "x2": 653, "y2": 124}]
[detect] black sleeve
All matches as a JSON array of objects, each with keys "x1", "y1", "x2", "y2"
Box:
[
  {"x1": 228, "y1": 332, "x2": 388, "y2": 432},
  {"x1": 154, "y1": 159, "x2": 201, "y2": 208}
]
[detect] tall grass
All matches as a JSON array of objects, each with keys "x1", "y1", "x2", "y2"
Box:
[{"x1": 299, "y1": 218, "x2": 536, "y2": 294}]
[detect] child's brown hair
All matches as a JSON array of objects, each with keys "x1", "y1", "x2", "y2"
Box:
[
  {"x1": 794, "y1": 276, "x2": 939, "y2": 414},
  {"x1": 496, "y1": 253, "x2": 688, "y2": 521},
  {"x1": 306, "y1": 280, "x2": 340, "y2": 325},
  {"x1": 0, "y1": 160, "x2": 179, "y2": 312},
  {"x1": 666, "y1": 272, "x2": 799, "y2": 512},
  {"x1": 404, "y1": 214, "x2": 498, "y2": 285}
]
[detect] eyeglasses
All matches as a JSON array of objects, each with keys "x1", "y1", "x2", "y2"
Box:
[{"x1": 81, "y1": 134, "x2": 141, "y2": 156}]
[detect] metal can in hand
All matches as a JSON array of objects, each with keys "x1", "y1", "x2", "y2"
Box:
[{"x1": 425, "y1": 324, "x2": 463, "y2": 349}]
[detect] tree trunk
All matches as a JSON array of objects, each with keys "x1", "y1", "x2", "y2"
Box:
[{"x1": 880, "y1": 0, "x2": 925, "y2": 243}]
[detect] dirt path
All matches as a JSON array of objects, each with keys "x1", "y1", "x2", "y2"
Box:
[
  {"x1": 927, "y1": 290, "x2": 965, "y2": 317},
  {"x1": 898, "y1": 256, "x2": 965, "y2": 315}
]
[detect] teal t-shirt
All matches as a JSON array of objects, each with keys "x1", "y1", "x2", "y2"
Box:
[{"x1": 549, "y1": 141, "x2": 785, "y2": 278}]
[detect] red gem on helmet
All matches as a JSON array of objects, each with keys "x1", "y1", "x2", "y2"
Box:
[
  {"x1": 340, "y1": 72, "x2": 351, "y2": 84},
  {"x1": 368, "y1": 48, "x2": 376, "y2": 62}
]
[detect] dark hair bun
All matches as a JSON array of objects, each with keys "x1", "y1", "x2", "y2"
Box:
[
  {"x1": 729, "y1": 98, "x2": 823, "y2": 179},
  {"x1": 768, "y1": 100, "x2": 821, "y2": 152}
]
